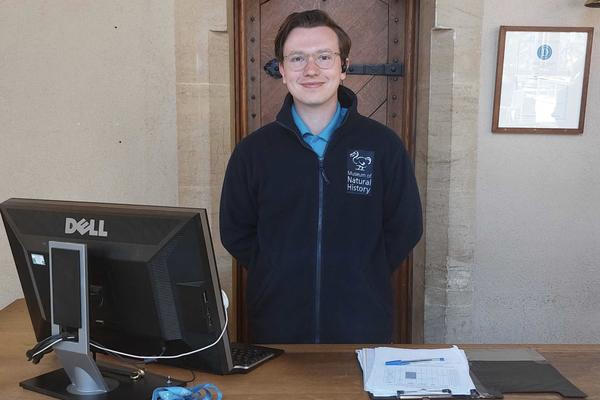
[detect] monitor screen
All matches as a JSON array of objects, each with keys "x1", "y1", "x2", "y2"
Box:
[{"x1": 0, "y1": 198, "x2": 233, "y2": 374}]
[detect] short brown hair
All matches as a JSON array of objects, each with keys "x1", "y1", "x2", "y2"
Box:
[{"x1": 274, "y1": 9, "x2": 351, "y2": 63}]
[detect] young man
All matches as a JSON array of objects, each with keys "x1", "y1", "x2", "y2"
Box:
[{"x1": 220, "y1": 10, "x2": 422, "y2": 344}]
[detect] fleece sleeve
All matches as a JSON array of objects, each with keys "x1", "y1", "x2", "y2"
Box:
[
  {"x1": 219, "y1": 146, "x2": 259, "y2": 268},
  {"x1": 382, "y1": 138, "x2": 423, "y2": 270}
]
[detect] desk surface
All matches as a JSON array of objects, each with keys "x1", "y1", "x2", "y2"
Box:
[{"x1": 1, "y1": 299, "x2": 599, "y2": 399}]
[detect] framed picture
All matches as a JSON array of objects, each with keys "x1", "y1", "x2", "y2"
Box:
[{"x1": 492, "y1": 26, "x2": 594, "y2": 134}]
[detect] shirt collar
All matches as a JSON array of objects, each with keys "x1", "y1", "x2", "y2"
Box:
[{"x1": 291, "y1": 102, "x2": 342, "y2": 143}]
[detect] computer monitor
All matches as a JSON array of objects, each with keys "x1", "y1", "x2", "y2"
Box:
[{"x1": 0, "y1": 198, "x2": 234, "y2": 375}]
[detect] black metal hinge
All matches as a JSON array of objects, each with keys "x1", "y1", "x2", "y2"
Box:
[
  {"x1": 264, "y1": 58, "x2": 282, "y2": 79},
  {"x1": 346, "y1": 63, "x2": 404, "y2": 76}
]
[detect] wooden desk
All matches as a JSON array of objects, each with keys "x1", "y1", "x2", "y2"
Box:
[{"x1": 1, "y1": 299, "x2": 599, "y2": 399}]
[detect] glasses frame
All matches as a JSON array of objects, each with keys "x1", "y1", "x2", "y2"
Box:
[{"x1": 282, "y1": 51, "x2": 341, "y2": 71}]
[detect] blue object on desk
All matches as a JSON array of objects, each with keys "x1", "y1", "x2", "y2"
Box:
[
  {"x1": 152, "y1": 383, "x2": 222, "y2": 400},
  {"x1": 385, "y1": 357, "x2": 445, "y2": 366}
]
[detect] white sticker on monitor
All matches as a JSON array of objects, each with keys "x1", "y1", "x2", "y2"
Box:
[{"x1": 31, "y1": 253, "x2": 46, "y2": 266}]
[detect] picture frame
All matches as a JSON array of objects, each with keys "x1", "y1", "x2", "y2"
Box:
[{"x1": 492, "y1": 26, "x2": 594, "y2": 134}]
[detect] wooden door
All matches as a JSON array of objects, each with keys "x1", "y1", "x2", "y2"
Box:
[{"x1": 232, "y1": 0, "x2": 419, "y2": 343}]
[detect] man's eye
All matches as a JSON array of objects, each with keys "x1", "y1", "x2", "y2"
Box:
[
  {"x1": 289, "y1": 55, "x2": 305, "y2": 63},
  {"x1": 318, "y1": 53, "x2": 333, "y2": 61}
]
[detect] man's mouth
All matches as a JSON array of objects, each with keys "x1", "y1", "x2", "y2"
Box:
[{"x1": 300, "y1": 82, "x2": 325, "y2": 88}]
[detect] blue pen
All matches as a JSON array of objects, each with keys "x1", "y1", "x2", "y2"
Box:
[{"x1": 385, "y1": 357, "x2": 445, "y2": 366}]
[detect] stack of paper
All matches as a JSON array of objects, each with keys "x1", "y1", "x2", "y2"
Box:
[{"x1": 356, "y1": 346, "x2": 476, "y2": 398}]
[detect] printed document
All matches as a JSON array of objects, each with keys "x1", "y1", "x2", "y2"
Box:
[{"x1": 356, "y1": 346, "x2": 476, "y2": 397}]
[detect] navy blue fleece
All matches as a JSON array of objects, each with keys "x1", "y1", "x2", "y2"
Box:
[{"x1": 220, "y1": 86, "x2": 423, "y2": 344}]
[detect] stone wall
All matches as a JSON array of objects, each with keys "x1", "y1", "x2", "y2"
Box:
[
  {"x1": 174, "y1": 0, "x2": 233, "y2": 310},
  {"x1": 423, "y1": 0, "x2": 600, "y2": 343},
  {"x1": 423, "y1": 0, "x2": 482, "y2": 343},
  {"x1": 0, "y1": 0, "x2": 178, "y2": 309}
]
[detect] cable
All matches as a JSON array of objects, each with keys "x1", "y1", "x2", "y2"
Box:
[
  {"x1": 28, "y1": 333, "x2": 62, "y2": 352},
  {"x1": 94, "y1": 342, "x2": 195, "y2": 384},
  {"x1": 92, "y1": 340, "x2": 148, "y2": 380},
  {"x1": 26, "y1": 333, "x2": 77, "y2": 364},
  {"x1": 89, "y1": 310, "x2": 228, "y2": 360},
  {"x1": 29, "y1": 337, "x2": 64, "y2": 359},
  {"x1": 92, "y1": 340, "x2": 147, "y2": 369},
  {"x1": 180, "y1": 369, "x2": 197, "y2": 384}
]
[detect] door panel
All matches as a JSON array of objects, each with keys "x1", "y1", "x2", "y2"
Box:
[
  {"x1": 234, "y1": 0, "x2": 418, "y2": 343},
  {"x1": 370, "y1": 100, "x2": 388, "y2": 126},
  {"x1": 354, "y1": 76, "x2": 388, "y2": 120}
]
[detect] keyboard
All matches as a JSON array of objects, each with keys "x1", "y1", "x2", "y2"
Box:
[{"x1": 230, "y1": 343, "x2": 284, "y2": 373}]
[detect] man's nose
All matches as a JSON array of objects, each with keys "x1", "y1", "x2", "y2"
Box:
[{"x1": 303, "y1": 56, "x2": 320, "y2": 75}]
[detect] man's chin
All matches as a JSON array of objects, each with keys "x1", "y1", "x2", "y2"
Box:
[{"x1": 292, "y1": 94, "x2": 337, "y2": 108}]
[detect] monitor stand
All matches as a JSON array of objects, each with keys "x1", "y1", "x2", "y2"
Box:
[
  {"x1": 20, "y1": 241, "x2": 184, "y2": 400},
  {"x1": 20, "y1": 366, "x2": 183, "y2": 400}
]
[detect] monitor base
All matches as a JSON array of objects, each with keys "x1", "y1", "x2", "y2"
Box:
[{"x1": 20, "y1": 366, "x2": 185, "y2": 400}]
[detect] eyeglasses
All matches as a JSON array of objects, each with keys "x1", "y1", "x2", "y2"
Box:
[{"x1": 283, "y1": 51, "x2": 341, "y2": 71}]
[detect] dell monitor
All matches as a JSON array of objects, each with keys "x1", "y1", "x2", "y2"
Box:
[{"x1": 0, "y1": 198, "x2": 281, "y2": 397}]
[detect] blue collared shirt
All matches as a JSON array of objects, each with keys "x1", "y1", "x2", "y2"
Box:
[{"x1": 291, "y1": 102, "x2": 348, "y2": 159}]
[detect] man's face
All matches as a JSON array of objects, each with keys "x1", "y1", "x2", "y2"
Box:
[{"x1": 279, "y1": 26, "x2": 347, "y2": 111}]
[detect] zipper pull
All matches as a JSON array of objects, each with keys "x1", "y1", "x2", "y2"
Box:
[{"x1": 319, "y1": 160, "x2": 330, "y2": 184}]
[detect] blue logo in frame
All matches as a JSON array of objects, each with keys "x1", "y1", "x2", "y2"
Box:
[{"x1": 537, "y1": 44, "x2": 552, "y2": 60}]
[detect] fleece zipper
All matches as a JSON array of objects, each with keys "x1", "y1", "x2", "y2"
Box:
[
  {"x1": 315, "y1": 157, "x2": 331, "y2": 343},
  {"x1": 276, "y1": 121, "x2": 331, "y2": 342}
]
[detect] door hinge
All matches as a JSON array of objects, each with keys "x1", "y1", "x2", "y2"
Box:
[
  {"x1": 263, "y1": 59, "x2": 404, "y2": 79},
  {"x1": 346, "y1": 63, "x2": 404, "y2": 76},
  {"x1": 264, "y1": 59, "x2": 282, "y2": 79}
]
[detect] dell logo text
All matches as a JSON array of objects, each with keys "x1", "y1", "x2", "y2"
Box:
[{"x1": 65, "y1": 218, "x2": 108, "y2": 237}]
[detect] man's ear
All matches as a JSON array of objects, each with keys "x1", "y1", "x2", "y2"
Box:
[
  {"x1": 278, "y1": 61, "x2": 287, "y2": 84},
  {"x1": 341, "y1": 58, "x2": 349, "y2": 77}
]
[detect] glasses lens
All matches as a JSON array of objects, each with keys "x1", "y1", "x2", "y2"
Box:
[
  {"x1": 315, "y1": 52, "x2": 335, "y2": 69},
  {"x1": 287, "y1": 54, "x2": 306, "y2": 70}
]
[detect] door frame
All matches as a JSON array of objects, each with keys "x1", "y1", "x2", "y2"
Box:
[{"x1": 230, "y1": 0, "x2": 422, "y2": 343}]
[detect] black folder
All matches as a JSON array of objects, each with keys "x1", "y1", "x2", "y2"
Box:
[{"x1": 467, "y1": 349, "x2": 587, "y2": 399}]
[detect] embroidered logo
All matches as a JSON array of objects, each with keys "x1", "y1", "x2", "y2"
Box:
[{"x1": 347, "y1": 150, "x2": 374, "y2": 196}]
